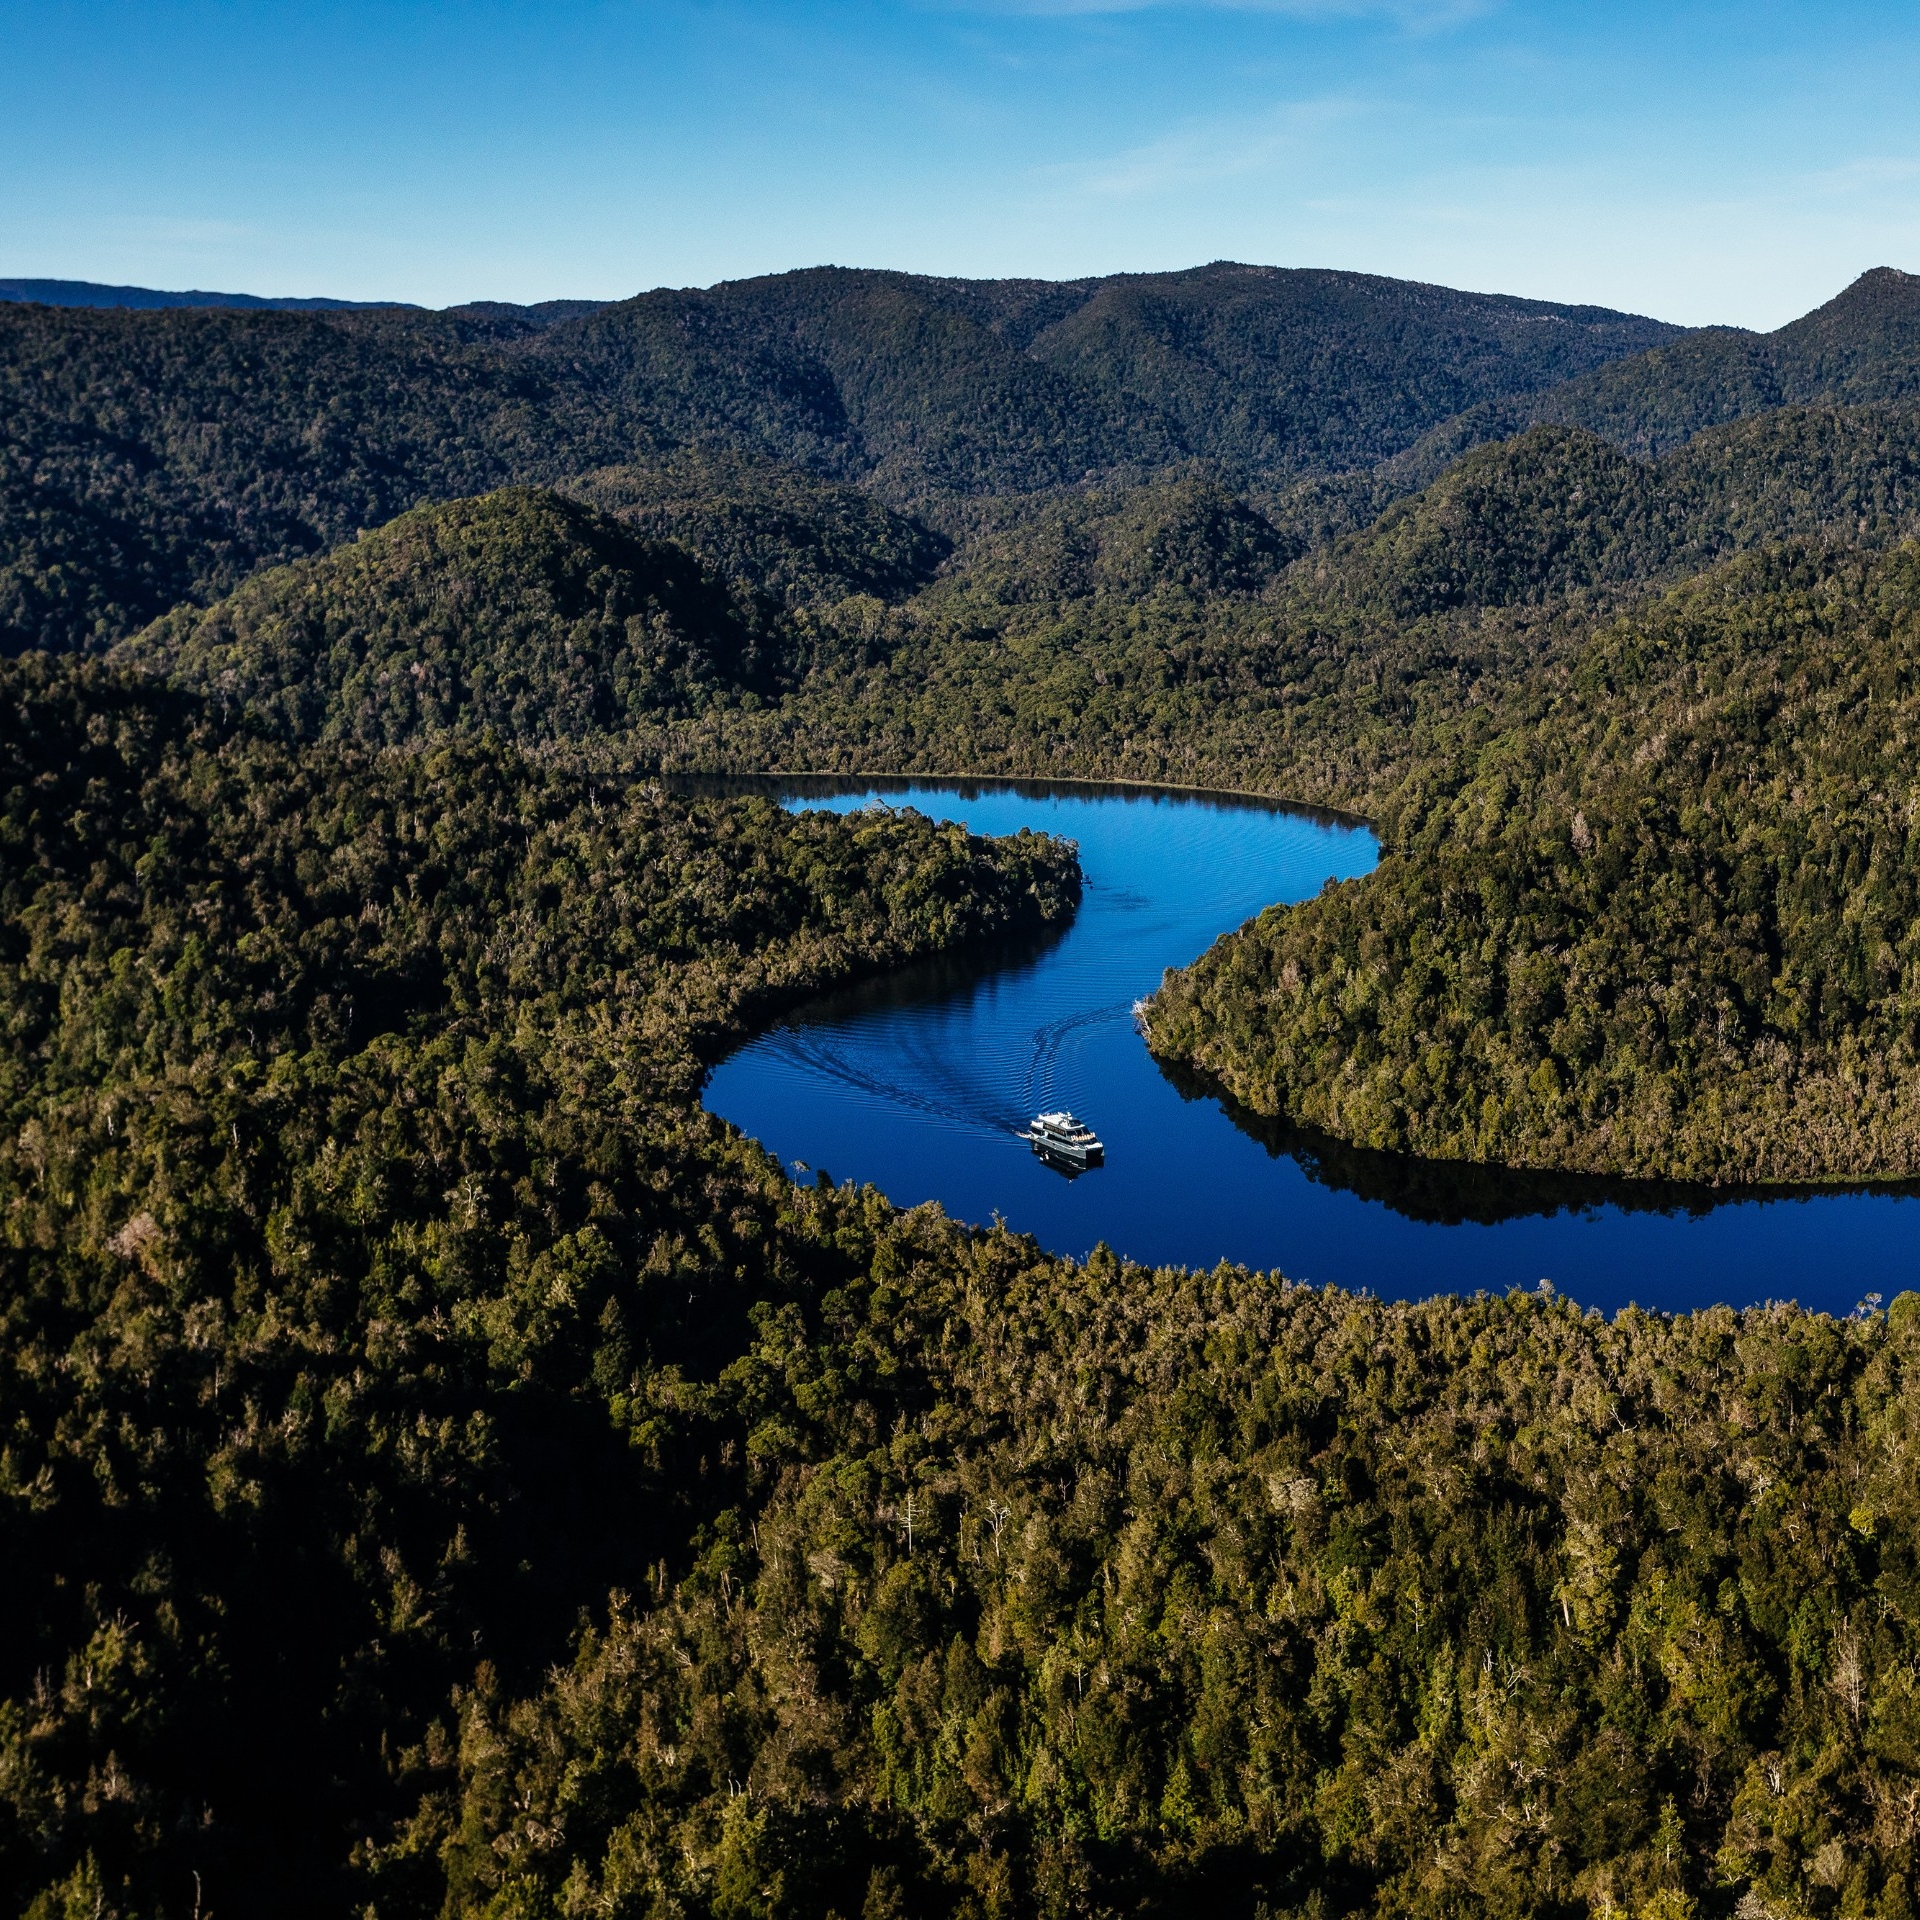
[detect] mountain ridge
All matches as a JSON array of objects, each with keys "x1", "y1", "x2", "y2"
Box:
[
  {"x1": 0, "y1": 260, "x2": 1684, "y2": 653},
  {"x1": 0, "y1": 276, "x2": 408, "y2": 312}
]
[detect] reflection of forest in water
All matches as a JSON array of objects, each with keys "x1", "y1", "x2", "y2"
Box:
[
  {"x1": 751, "y1": 914, "x2": 1071, "y2": 1030},
  {"x1": 1154, "y1": 1055, "x2": 1920, "y2": 1228},
  {"x1": 721, "y1": 917, "x2": 1078, "y2": 1146},
  {"x1": 729, "y1": 902, "x2": 1920, "y2": 1232},
  {"x1": 702, "y1": 777, "x2": 1920, "y2": 1309},
  {"x1": 663, "y1": 768, "x2": 1366, "y2": 829}
]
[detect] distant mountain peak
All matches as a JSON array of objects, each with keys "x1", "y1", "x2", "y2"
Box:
[
  {"x1": 0, "y1": 277, "x2": 408, "y2": 313},
  {"x1": 1787, "y1": 265, "x2": 1920, "y2": 331}
]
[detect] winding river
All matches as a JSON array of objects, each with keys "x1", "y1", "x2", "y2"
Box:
[{"x1": 695, "y1": 776, "x2": 1920, "y2": 1316}]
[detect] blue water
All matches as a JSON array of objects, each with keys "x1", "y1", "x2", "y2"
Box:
[{"x1": 698, "y1": 778, "x2": 1920, "y2": 1316}]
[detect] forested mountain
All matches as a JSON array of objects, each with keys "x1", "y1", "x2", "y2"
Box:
[
  {"x1": 0, "y1": 653, "x2": 1082, "y2": 1916},
  {"x1": 1412, "y1": 268, "x2": 1920, "y2": 467},
  {"x1": 20, "y1": 256, "x2": 1920, "y2": 1917},
  {"x1": 543, "y1": 264, "x2": 1680, "y2": 497},
  {"x1": 0, "y1": 303, "x2": 643, "y2": 655},
  {"x1": 1146, "y1": 538, "x2": 1920, "y2": 1181},
  {"x1": 561, "y1": 450, "x2": 950, "y2": 606},
  {"x1": 117, "y1": 378, "x2": 1920, "y2": 822},
  {"x1": 0, "y1": 264, "x2": 1675, "y2": 654},
  {"x1": 129, "y1": 468, "x2": 952, "y2": 747},
  {"x1": 14, "y1": 262, "x2": 1920, "y2": 665},
  {"x1": 601, "y1": 396, "x2": 1920, "y2": 814},
  {"x1": 1314, "y1": 404, "x2": 1920, "y2": 618},
  {"x1": 14, "y1": 649, "x2": 1920, "y2": 1920},
  {"x1": 135, "y1": 488, "x2": 792, "y2": 744},
  {"x1": 0, "y1": 277, "x2": 402, "y2": 311}
]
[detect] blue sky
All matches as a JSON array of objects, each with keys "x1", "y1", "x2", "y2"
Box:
[{"x1": 3, "y1": 0, "x2": 1918, "y2": 327}]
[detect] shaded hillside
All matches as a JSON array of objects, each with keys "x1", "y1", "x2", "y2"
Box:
[
  {"x1": 1022, "y1": 263, "x2": 1672, "y2": 478},
  {"x1": 0, "y1": 303, "x2": 641, "y2": 654},
  {"x1": 924, "y1": 474, "x2": 1297, "y2": 609},
  {"x1": 563, "y1": 450, "x2": 950, "y2": 606},
  {"x1": 15, "y1": 650, "x2": 1920, "y2": 1920},
  {"x1": 131, "y1": 488, "x2": 795, "y2": 746},
  {"x1": 1315, "y1": 404, "x2": 1920, "y2": 618},
  {"x1": 632, "y1": 400, "x2": 1920, "y2": 815},
  {"x1": 1148, "y1": 540, "x2": 1920, "y2": 1183},
  {"x1": 1422, "y1": 268, "x2": 1920, "y2": 465},
  {"x1": 0, "y1": 651, "x2": 1079, "y2": 1917},
  {"x1": 549, "y1": 263, "x2": 1681, "y2": 498},
  {"x1": 0, "y1": 263, "x2": 1676, "y2": 652}
]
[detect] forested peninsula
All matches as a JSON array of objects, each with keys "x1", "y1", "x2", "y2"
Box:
[{"x1": 8, "y1": 262, "x2": 1920, "y2": 1918}]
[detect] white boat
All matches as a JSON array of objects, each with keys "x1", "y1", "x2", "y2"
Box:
[{"x1": 1026, "y1": 1110, "x2": 1104, "y2": 1168}]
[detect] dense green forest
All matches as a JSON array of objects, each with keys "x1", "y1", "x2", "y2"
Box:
[
  {"x1": 10, "y1": 261, "x2": 1919, "y2": 667},
  {"x1": 0, "y1": 652, "x2": 1077, "y2": 1916},
  {"x1": 15, "y1": 653, "x2": 1920, "y2": 1920},
  {"x1": 0, "y1": 263, "x2": 1679, "y2": 654},
  {"x1": 134, "y1": 488, "x2": 794, "y2": 744},
  {"x1": 1147, "y1": 541, "x2": 1920, "y2": 1181},
  {"x1": 610, "y1": 403, "x2": 1920, "y2": 809},
  {"x1": 15, "y1": 261, "x2": 1920, "y2": 1916},
  {"x1": 1376, "y1": 267, "x2": 1920, "y2": 475}
]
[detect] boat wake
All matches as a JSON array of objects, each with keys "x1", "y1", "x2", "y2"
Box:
[
  {"x1": 1022, "y1": 999, "x2": 1134, "y2": 1110},
  {"x1": 748, "y1": 991, "x2": 1139, "y2": 1144},
  {"x1": 754, "y1": 1026, "x2": 1031, "y2": 1138}
]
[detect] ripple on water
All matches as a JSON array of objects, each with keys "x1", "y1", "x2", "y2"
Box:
[{"x1": 694, "y1": 777, "x2": 1920, "y2": 1316}]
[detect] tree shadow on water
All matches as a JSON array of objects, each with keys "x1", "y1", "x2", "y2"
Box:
[
  {"x1": 1153, "y1": 1055, "x2": 1920, "y2": 1227},
  {"x1": 762, "y1": 912, "x2": 1075, "y2": 1030}
]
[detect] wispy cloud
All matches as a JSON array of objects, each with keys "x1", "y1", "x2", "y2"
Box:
[
  {"x1": 1046, "y1": 94, "x2": 1368, "y2": 198},
  {"x1": 951, "y1": 0, "x2": 1496, "y2": 31},
  {"x1": 1801, "y1": 156, "x2": 1920, "y2": 196}
]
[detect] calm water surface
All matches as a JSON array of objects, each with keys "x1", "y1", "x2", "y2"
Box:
[{"x1": 698, "y1": 777, "x2": 1920, "y2": 1316}]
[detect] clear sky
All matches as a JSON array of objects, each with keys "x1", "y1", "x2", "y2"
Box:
[{"x1": 3, "y1": 0, "x2": 1917, "y2": 329}]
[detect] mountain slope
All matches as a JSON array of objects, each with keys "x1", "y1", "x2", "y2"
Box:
[
  {"x1": 1317, "y1": 403, "x2": 1920, "y2": 618},
  {"x1": 0, "y1": 263, "x2": 1678, "y2": 652},
  {"x1": 0, "y1": 650, "x2": 1081, "y2": 1917},
  {"x1": 1442, "y1": 268, "x2": 1920, "y2": 462},
  {"x1": 526, "y1": 263, "x2": 1681, "y2": 497},
  {"x1": 0, "y1": 302, "x2": 645, "y2": 655},
  {"x1": 561, "y1": 450, "x2": 950, "y2": 606},
  {"x1": 132, "y1": 489, "x2": 789, "y2": 745},
  {"x1": 639, "y1": 399, "x2": 1920, "y2": 815},
  {"x1": 1148, "y1": 539, "x2": 1920, "y2": 1182},
  {"x1": 1024, "y1": 263, "x2": 1673, "y2": 477}
]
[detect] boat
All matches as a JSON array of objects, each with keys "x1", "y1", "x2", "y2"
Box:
[{"x1": 1025, "y1": 1110, "x2": 1104, "y2": 1169}]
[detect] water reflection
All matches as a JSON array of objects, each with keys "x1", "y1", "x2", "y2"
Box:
[
  {"x1": 1156, "y1": 1055, "x2": 1920, "y2": 1229},
  {"x1": 696, "y1": 775, "x2": 1920, "y2": 1315},
  {"x1": 665, "y1": 769, "x2": 1367, "y2": 831}
]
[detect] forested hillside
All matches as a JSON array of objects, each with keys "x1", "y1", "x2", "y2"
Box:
[
  {"x1": 561, "y1": 451, "x2": 951, "y2": 607},
  {"x1": 136, "y1": 488, "x2": 792, "y2": 744},
  {"x1": 1147, "y1": 540, "x2": 1920, "y2": 1182},
  {"x1": 19, "y1": 257, "x2": 1920, "y2": 1917},
  {"x1": 1417, "y1": 268, "x2": 1920, "y2": 468},
  {"x1": 0, "y1": 651, "x2": 1078, "y2": 1916},
  {"x1": 0, "y1": 264, "x2": 1674, "y2": 654},
  {"x1": 611, "y1": 401, "x2": 1920, "y2": 811},
  {"x1": 13, "y1": 650, "x2": 1920, "y2": 1920}
]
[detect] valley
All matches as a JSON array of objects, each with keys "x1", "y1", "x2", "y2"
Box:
[{"x1": 8, "y1": 261, "x2": 1920, "y2": 1920}]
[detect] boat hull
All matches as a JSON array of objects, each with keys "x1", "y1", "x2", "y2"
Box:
[{"x1": 1026, "y1": 1130, "x2": 1104, "y2": 1169}]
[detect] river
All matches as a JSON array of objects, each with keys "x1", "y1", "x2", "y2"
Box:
[{"x1": 696, "y1": 776, "x2": 1920, "y2": 1316}]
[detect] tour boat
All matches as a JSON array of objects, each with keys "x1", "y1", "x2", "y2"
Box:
[{"x1": 1025, "y1": 1110, "x2": 1105, "y2": 1169}]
